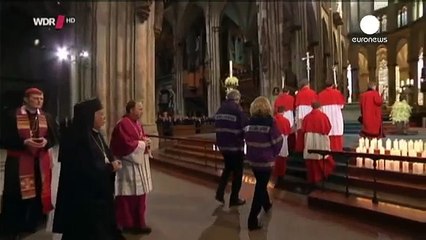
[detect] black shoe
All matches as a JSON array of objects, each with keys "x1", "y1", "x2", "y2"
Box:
[
  {"x1": 263, "y1": 203, "x2": 272, "y2": 213},
  {"x1": 215, "y1": 195, "x2": 225, "y2": 204},
  {"x1": 229, "y1": 198, "x2": 246, "y2": 207},
  {"x1": 248, "y1": 223, "x2": 262, "y2": 231}
]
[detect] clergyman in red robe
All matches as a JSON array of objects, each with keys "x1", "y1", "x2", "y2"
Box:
[
  {"x1": 359, "y1": 81, "x2": 384, "y2": 138},
  {"x1": 302, "y1": 101, "x2": 335, "y2": 184},
  {"x1": 295, "y1": 79, "x2": 318, "y2": 152},
  {"x1": 273, "y1": 106, "x2": 292, "y2": 185},
  {"x1": 110, "y1": 100, "x2": 153, "y2": 235},
  {"x1": 318, "y1": 80, "x2": 346, "y2": 151},
  {"x1": 274, "y1": 87, "x2": 296, "y2": 152},
  {"x1": 0, "y1": 88, "x2": 57, "y2": 238}
]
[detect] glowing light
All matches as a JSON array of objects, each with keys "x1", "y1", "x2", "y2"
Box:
[
  {"x1": 56, "y1": 47, "x2": 69, "y2": 61},
  {"x1": 79, "y1": 50, "x2": 89, "y2": 58},
  {"x1": 34, "y1": 39, "x2": 40, "y2": 46}
]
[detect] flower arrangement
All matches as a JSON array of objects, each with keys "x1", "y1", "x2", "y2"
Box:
[
  {"x1": 224, "y1": 76, "x2": 239, "y2": 94},
  {"x1": 390, "y1": 100, "x2": 412, "y2": 124},
  {"x1": 225, "y1": 76, "x2": 239, "y2": 88}
]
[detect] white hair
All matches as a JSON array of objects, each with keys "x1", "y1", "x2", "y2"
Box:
[{"x1": 226, "y1": 89, "x2": 241, "y2": 101}]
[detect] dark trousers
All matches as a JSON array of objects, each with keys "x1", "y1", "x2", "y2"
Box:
[
  {"x1": 216, "y1": 151, "x2": 244, "y2": 202},
  {"x1": 1, "y1": 156, "x2": 44, "y2": 235},
  {"x1": 248, "y1": 169, "x2": 271, "y2": 226}
]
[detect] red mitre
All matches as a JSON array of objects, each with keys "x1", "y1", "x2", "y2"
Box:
[{"x1": 25, "y1": 87, "x2": 43, "y2": 96}]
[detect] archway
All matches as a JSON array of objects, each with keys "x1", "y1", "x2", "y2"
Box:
[
  {"x1": 358, "y1": 48, "x2": 369, "y2": 92},
  {"x1": 396, "y1": 39, "x2": 409, "y2": 95},
  {"x1": 220, "y1": 2, "x2": 258, "y2": 111},
  {"x1": 177, "y1": 3, "x2": 207, "y2": 116},
  {"x1": 376, "y1": 46, "x2": 389, "y2": 102}
]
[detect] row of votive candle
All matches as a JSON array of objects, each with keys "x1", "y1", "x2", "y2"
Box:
[
  {"x1": 358, "y1": 137, "x2": 425, "y2": 152},
  {"x1": 356, "y1": 158, "x2": 425, "y2": 174}
]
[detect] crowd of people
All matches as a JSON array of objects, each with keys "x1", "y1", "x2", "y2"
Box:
[
  {"x1": 213, "y1": 79, "x2": 384, "y2": 230},
  {"x1": 0, "y1": 79, "x2": 385, "y2": 238},
  {"x1": 156, "y1": 112, "x2": 214, "y2": 136}
]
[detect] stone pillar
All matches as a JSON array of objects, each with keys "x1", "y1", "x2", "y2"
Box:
[
  {"x1": 348, "y1": 45, "x2": 360, "y2": 101},
  {"x1": 409, "y1": 58, "x2": 419, "y2": 106},
  {"x1": 205, "y1": 5, "x2": 221, "y2": 117},
  {"x1": 135, "y1": 2, "x2": 159, "y2": 148},
  {"x1": 257, "y1": 1, "x2": 289, "y2": 99},
  {"x1": 387, "y1": 42, "x2": 397, "y2": 104},
  {"x1": 368, "y1": 47, "x2": 376, "y2": 84},
  {"x1": 174, "y1": 41, "x2": 185, "y2": 115}
]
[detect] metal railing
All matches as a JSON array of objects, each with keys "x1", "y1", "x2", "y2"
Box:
[{"x1": 307, "y1": 149, "x2": 426, "y2": 205}]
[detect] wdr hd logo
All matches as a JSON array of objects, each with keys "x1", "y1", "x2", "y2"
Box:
[
  {"x1": 33, "y1": 15, "x2": 75, "y2": 30},
  {"x1": 351, "y1": 15, "x2": 388, "y2": 44}
]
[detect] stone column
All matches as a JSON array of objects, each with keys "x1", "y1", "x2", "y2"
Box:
[
  {"x1": 387, "y1": 42, "x2": 397, "y2": 104},
  {"x1": 348, "y1": 45, "x2": 360, "y2": 101},
  {"x1": 174, "y1": 40, "x2": 185, "y2": 115},
  {"x1": 205, "y1": 5, "x2": 221, "y2": 117},
  {"x1": 135, "y1": 2, "x2": 160, "y2": 148},
  {"x1": 368, "y1": 47, "x2": 376, "y2": 84},
  {"x1": 257, "y1": 1, "x2": 289, "y2": 99}
]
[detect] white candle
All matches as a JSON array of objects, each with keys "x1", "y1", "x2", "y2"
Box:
[
  {"x1": 359, "y1": 137, "x2": 365, "y2": 148},
  {"x1": 401, "y1": 80, "x2": 405, "y2": 86},
  {"x1": 371, "y1": 138, "x2": 377, "y2": 150},
  {"x1": 378, "y1": 160, "x2": 385, "y2": 170},
  {"x1": 408, "y1": 140, "x2": 414, "y2": 151},
  {"x1": 229, "y1": 60, "x2": 233, "y2": 77},
  {"x1": 413, "y1": 163, "x2": 424, "y2": 175},
  {"x1": 365, "y1": 159, "x2": 373, "y2": 169},
  {"x1": 402, "y1": 161, "x2": 409, "y2": 173},
  {"x1": 355, "y1": 147, "x2": 364, "y2": 167},
  {"x1": 400, "y1": 139, "x2": 408, "y2": 152},
  {"x1": 385, "y1": 139, "x2": 392, "y2": 150},
  {"x1": 393, "y1": 161, "x2": 400, "y2": 172},
  {"x1": 410, "y1": 79, "x2": 414, "y2": 85},
  {"x1": 420, "y1": 140, "x2": 424, "y2": 151},
  {"x1": 281, "y1": 75, "x2": 285, "y2": 89},
  {"x1": 378, "y1": 139, "x2": 383, "y2": 149},
  {"x1": 390, "y1": 149, "x2": 401, "y2": 157},
  {"x1": 408, "y1": 150, "x2": 416, "y2": 157},
  {"x1": 385, "y1": 160, "x2": 392, "y2": 171},
  {"x1": 365, "y1": 138, "x2": 370, "y2": 149},
  {"x1": 393, "y1": 139, "x2": 399, "y2": 150}
]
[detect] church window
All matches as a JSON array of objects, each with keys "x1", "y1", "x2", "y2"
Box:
[
  {"x1": 377, "y1": 59, "x2": 389, "y2": 102},
  {"x1": 374, "y1": 1, "x2": 388, "y2": 10},
  {"x1": 418, "y1": 49, "x2": 424, "y2": 106},
  {"x1": 380, "y1": 15, "x2": 387, "y2": 32},
  {"x1": 419, "y1": 0, "x2": 424, "y2": 18},
  {"x1": 402, "y1": 6, "x2": 408, "y2": 26},
  {"x1": 397, "y1": 10, "x2": 402, "y2": 27}
]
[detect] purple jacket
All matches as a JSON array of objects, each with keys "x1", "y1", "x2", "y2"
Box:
[
  {"x1": 215, "y1": 100, "x2": 248, "y2": 153},
  {"x1": 244, "y1": 116, "x2": 283, "y2": 171}
]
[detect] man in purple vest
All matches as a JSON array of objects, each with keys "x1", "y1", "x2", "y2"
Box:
[{"x1": 214, "y1": 89, "x2": 248, "y2": 207}]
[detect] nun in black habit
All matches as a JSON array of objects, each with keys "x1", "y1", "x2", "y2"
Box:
[{"x1": 53, "y1": 98, "x2": 125, "y2": 240}]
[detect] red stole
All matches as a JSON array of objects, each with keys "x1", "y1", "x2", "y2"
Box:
[{"x1": 14, "y1": 106, "x2": 53, "y2": 213}]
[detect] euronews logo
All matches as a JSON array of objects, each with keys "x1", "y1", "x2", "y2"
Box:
[{"x1": 351, "y1": 15, "x2": 388, "y2": 44}]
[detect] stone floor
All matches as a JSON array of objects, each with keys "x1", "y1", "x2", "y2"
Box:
[{"x1": 22, "y1": 167, "x2": 412, "y2": 240}]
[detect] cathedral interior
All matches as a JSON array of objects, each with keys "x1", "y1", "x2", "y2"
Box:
[
  {"x1": 0, "y1": 1, "x2": 426, "y2": 240},
  {"x1": 156, "y1": 1, "x2": 425, "y2": 121}
]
